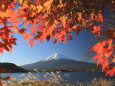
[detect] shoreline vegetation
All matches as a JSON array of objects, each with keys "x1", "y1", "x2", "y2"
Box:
[
  {"x1": 0, "y1": 63, "x2": 115, "y2": 86},
  {"x1": 2, "y1": 78, "x2": 115, "y2": 86},
  {"x1": 1, "y1": 70, "x2": 115, "y2": 86}
]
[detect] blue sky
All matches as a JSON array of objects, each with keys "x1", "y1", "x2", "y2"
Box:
[
  {"x1": 0, "y1": 29, "x2": 95, "y2": 66},
  {"x1": 0, "y1": 3, "x2": 113, "y2": 66},
  {"x1": 1, "y1": 6, "x2": 112, "y2": 66}
]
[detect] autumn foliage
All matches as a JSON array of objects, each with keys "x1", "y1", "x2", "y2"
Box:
[{"x1": 0, "y1": 0, "x2": 114, "y2": 76}]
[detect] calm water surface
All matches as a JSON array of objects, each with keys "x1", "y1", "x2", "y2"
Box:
[{"x1": 1, "y1": 72, "x2": 114, "y2": 83}]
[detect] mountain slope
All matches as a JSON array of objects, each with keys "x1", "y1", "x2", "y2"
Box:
[{"x1": 21, "y1": 53, "x2": 100, "y2": 72}]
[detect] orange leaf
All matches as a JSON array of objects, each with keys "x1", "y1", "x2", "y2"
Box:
[
  {"x1": 96, "y1": 58, "x2": 103, "y2": 66},
  {"x1": 77, "y1": 12, "x2": 82, "y2": 21},
  {"x1": 14, "y1": 28, "x2": 18, "y2": 33},
  {"x1": 112, "y1": 55, "x2": 115, "y2": 62},
  {"x1": 97, "y1": 11, "x2": 104, "y2": 21},
  {"x1": 106, "y1": 67, "x2": 115, "y2": 76},
  {"x1": 104, "y1": 49, "x2": 113, "y2": 58},
  {"x1": 61, "y1": 35, "x2": 66, "y2": 43},
  {"x1": 39, "y1": 33, "x2": 46, "y2": 43},
  {"x1": 0, "y1": 47, "x2": 4, "y2": 54},
  {"x1": 92, "y1": 53, "x2": 103, "y2": 61},
  {"x1": 22, "y1": 32, "x2": 31, "y2": 40},
  {"x1": 29, "y1": 39, "x2": 36, "y2": 47},
  {"x1": 102, "y1": 57, "x2": 109, "y2": 71},
  {"x1": 29, "y1": 27, "x2": 37, "y2": 34},
  {"x1": 92, "y1": 42, "x2": 104, "y2": 53},
  {"x1": 53, "y1": 39, "x2": 58, "y2": 44},
  {"x1": 68, "y1": 33, "x2": 72, "y2": 40},
  {"x1": 72, "y1": 25, "x2": 78, "y2": 30},
  {"x1": 91, "y1": 26, "x2": 101, "y2": 36}
]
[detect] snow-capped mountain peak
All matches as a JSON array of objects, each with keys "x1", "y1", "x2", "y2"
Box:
[{"x1": 44, "y1": 53, "x2": 68, "y2": 61}]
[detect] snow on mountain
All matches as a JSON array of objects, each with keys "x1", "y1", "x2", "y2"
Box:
[
  {"x1": 21, "y1": 53, "x2": 99, "y2": 72},
  {"x1": 43, "y1": 53, "x2": 68, "y2": 61}
]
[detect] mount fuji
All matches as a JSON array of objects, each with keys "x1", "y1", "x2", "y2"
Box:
[
  {"x1": 21, "y1": 53, "x2": 100, "y2": 72},
  {"x1": 43, "y1": 53, "x2": 69, "y2": 61}
]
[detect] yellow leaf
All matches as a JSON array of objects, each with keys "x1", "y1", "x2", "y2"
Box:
[
  {"x1": 43, "y1": 0, "x2": 53, "y2": 7},
  {"x1": 59, "y1": 0, "x2": 63, "y2": 4},
  {"x1": 60, "y1": 16, "x2": 66, "y2": 28},
  {"x1": 37, "y1": 5, "x2": 43, "y2": 13},
  {"x1": 54, "y1": 19, "x2": 59, "y2": 25},
  {"x1": 0, "y1": 11, "x2": 8, "y2": 18},
  {"x1": 19, "y1": 0, "x2": 23, "y2": 4},
  {"x1": 14, "y1": 28, "x2": 18, "y2": 33},
  {"x1": 23, "y1": 17, "x2": 27, "y2": 20}
]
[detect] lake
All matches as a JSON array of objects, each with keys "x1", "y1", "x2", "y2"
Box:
[{"x1": 1, "y1": 72, "x2": 115, "y2": 83}]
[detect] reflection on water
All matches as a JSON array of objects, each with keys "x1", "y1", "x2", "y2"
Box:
[{"x1": 1, "y1": 72, "x2": 114, "y2": 83}]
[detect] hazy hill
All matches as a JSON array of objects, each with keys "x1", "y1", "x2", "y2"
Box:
[{"x1": 0, "y1": 62, "x2": 28, "y2": 73}]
